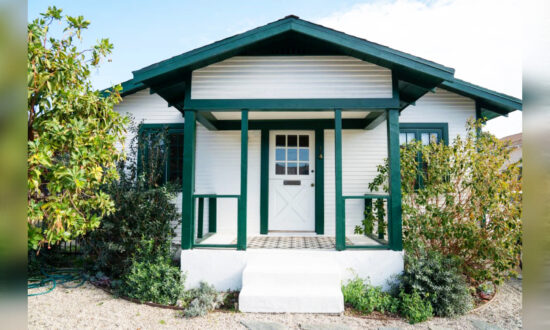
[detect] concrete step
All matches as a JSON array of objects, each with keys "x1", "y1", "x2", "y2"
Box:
[{"x1": 238, "y1": 253, "x2": 344, "y2": 313}]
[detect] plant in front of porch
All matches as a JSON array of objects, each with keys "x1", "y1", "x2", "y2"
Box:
[{"x1": 369, "y1": 119, "x2": 522, "y2": 286}]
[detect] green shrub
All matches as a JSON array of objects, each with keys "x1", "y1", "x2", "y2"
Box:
[
  {"x1": 369, "y1": 120, "x2": 522, "y2": 285},
  {"x1": 342, "y1": 276, "x2": 399, "y2": 315},
  {"x1": 394, "y1": 250, "x2": 473, "y2": 317},
  {"x1": 118, "y1": 241, "x2": 184, "y2": 305},
  {"x1": 398, "y1": 290, "x2": 433, "y2": 324},
  {"x1": 182, "y1": 282, "x2": 223, "y2": 318}
]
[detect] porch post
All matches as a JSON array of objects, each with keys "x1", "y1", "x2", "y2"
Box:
[
  {"x1": 334, "y1": 109, "x2": 345, "y2": 251},
  {"x1": 387, "y1": 109, "x2": 403, "y2": 251},
  {"x1": 182, "y1": 110, "x2": 196, "y2": 250},
  {"x1": 237, "y1": 109, "x2": 249, "y2": 250}
]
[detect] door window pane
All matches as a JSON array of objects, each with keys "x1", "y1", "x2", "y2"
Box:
[
  {"x1": 287, "y1": 135, "x2": 297, "y2": 147},
  {"x1": 275, "y1": 163, "x2": 285, "y2": 175},
  {"x1": 276, "y1": 135, "x2": 285, "y2": 147},
  {"x1": 287, "y1": 148, "x2": 297, "y2": 161},
  {"x1": 275, "y1": 148, "x2": 285, "y2": 161},
  {"x1": 299, "y1": 162, "x2": 309, "y2": 175},
  {"x1": 299, "y1": 135, "x2": 309, "y2": 147},
  {"x1": 287, "y1": 163, "x2": 297, "y2": 175},
  {"x1": 299, "y1": 149, "x2": 309, "y2": 161}
]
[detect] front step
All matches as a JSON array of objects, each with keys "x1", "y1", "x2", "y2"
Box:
[{"x1": 238, "y1": 253, "x2": 344, "y2": 313}]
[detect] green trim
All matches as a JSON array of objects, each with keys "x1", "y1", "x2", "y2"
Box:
[
  {"x1": 181, "y1": 111, "x2": 197, "y2": 250},
  {"x1": 215, "y1": 119, "x2": 368, "y2": 131},
  {"x1": 184, "y1": 98, "x2": 399, "y2": 111},
  {"x1": 197, "y1": 197, "x2": 204, "y2": 239},
  {"x1": 260, "y1": 129, "x2": 269, "y2": 234},
  {"x1": 387, "y1": 109, "x2": 403, "y2": 251},
  {"x1": 193, "y1": 194, "x2": 240, "y2": 198},
  {"x1": 208, "y1": 198, "x2": 217, "y2": 233},
  {"x1": 315, "y1": 129, "x2": 325, "y2": 235},
  {"x1": 343, "y1": 195, "x2": 389, "y2": 199},
  {"x1": 399, "y1": 123, "x2": 449, "y2": 145},
  {"x1": 362, "y1": 112, "x2": 386, "y2": 130},
  {"x1": 192, "y1": 244, "x2": 238, "y2": 249},
  {"x1": 196, "y1": 112, "x2": 218, "y2": 130},
  {"x1": 334, "y1": 109, "x2": 345, "y2": 251},
  {"x1": 237, "y1": 110, "x2": 248, "y2": 250},
  {"x1": 442, "y1": 79, "x2": 521, "y2": 110}
]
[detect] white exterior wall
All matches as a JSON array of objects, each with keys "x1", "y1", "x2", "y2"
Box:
[
  {"x1": 191, "y1": 56, "x2": 392, "y2": 99},
  {"x1": 400, "y1": 88, "x2": 476, "y2": 140}
]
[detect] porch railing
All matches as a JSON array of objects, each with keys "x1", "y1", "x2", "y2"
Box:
[
  {"x1": 191, "y1": 194, "x2": 240, "y2": 249},
  {"x1": 342, "y1": 194, "x2": 390, "y2": 249}
]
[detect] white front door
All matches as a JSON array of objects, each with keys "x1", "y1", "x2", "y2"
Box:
[{"x1": 268, "y1": 131, "x2": 316, "y2": 231}]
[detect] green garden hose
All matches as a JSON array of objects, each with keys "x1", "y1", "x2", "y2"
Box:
[{"x1": 28, "y1": 267, "x2": 86, "y2": 296}]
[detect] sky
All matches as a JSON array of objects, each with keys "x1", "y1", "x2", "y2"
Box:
[{"x1": 28, "y1": 0, "x2": 522, "y2": 137}]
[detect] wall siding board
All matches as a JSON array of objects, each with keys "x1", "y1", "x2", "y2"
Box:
[{"x1": 192, "y1": 56, "x2": 392, "y2": 99}]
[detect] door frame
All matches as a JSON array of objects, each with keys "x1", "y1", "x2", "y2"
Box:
[{"x1": 260, "y1": 126, "x2": 324, "y2": 235}]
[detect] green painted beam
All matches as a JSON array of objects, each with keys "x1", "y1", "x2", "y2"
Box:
[
  {"x1": 196, "y1": 112, "x2": 218, "y2": 130},
  {"x1": 193, "y1": 194, "x2": 240, "y2": 198},
  {"x1": 237, "y1": 110, "x2": 249, "y2": 250},
  {"x1": 387, "y1": 109, "x2": 403, "y2": 251},
  {"x1": 364, "y1": 112, "x2": 386, "y2": 130},
  {"x1": 334, "y1": 109, "x2": 345, "y2": 251},
  {"x1": 181, "y1": 110, "x2": 197, "y2": 250},
  {"x1": 208, "y1": 198, "x2": 217, "y2": 233},
  {"x1": 315, "y1": 129, "x2": 325, "y2": 235},
  {"x1": 260, "y1": 129, "x2": 269, "y2": 234},
  {"x1": 197, "y1": 197, "x2": 204, "y2": 239},
  {"x1": 214, "y1": 119, "x2": 367, "y2": 131}
]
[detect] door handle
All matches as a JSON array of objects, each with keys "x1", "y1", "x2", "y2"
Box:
[{"x1": 311, "y1": 183, "x2": 315, "y2": 187}]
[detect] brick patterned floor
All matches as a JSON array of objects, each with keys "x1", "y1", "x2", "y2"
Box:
[{"x1": 231, "y1": 236, "x2": 354, "y2": 249}]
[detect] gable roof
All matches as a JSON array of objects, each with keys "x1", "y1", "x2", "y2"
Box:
[{"x1": 112, "y1": 15, "x2": 520, "y2": 118}]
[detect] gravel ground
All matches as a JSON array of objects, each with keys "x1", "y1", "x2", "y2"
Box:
[{"x1": 28, "y1": 278, "x2": 522, "y2": 330}]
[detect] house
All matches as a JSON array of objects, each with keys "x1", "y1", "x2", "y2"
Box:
[
  {"x1": 501, "y1": 133, "x2": 522, "y2": 165},
  {"x1": 112, "y1": 16, "x2": 522, "y2": 313}
]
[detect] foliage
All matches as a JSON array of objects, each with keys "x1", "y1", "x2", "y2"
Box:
[
  {"x1": 354, "y1": 199, "x2": 386, "y2": 238},
  {"x1": 27, "y1": 6, "x2": 128, "y2": 250},
  {"x1": 342, "y1": 276, "x2": 400, "y2": 315},
  {"x1": 369, "y1": 120, "x2": 522, "y2": 284},
  {"x1": 81, "y1": 123, "x2": 180, "y2": 279},
  {"x1": 182, "y1": 282, "x2": 224, "y2": 318},
  {"x1": 398, "y1": 290, "x2": 433, "y2": 324},
  {"x1": 118, "y1": 240, "x2": 185, "y2": 306},
  {"x1": 393, "y1": 250, "x2": 473, "y2": 317}
]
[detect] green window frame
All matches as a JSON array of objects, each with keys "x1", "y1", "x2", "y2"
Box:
[{"x1": 138, "y1": 123, "x2": 185, "y2": 185}]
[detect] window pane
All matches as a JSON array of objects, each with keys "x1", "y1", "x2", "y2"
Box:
[
  {"x1": 299, "y1": 149, "x2": 309, "y2": 161},
  {"x1": 400, "y1": 133, "x2": 406, "y2": 145},
  {"x1": 287, "y1": 148, "x2": 297, "y2": 161},
  {"x1": 168, "y1": 133, "x2": 184, "y2": 184},
  {"x1": 407, "y1": 133, "x2": 415, "y2": 143},
  {"x1": 287, "y1": 135, "x2": 297, "y2": 147},
  {"x1": 287, "y1": 163, "x2": 297, "y2": 175},
  {"x1": 430, "y1": 133, "x2": 438, "y2": 144},
  {"x1": 299, "y1": 135, "x2": 309, "y2": 147},
  {"x1": 276, "y1": 135, "x2": 285, "y2": 146},
  {"x1": 275, "y1": 163, "x2": 285, "y2": 175},
  {"x1": 275, "y1": 148, "x2": 285, "y2": 161},
  {"x1": 421, "y1": 133, "x2": 430, "y2": 145},
  {"x1": 299, "y1": 162, "x2": 309, "y2": 175}
]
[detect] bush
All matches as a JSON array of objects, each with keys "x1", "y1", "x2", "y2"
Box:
[
  {"x1": 342, "y1": 277, "x2": 399, "y2": 315},
  {"x1": 118, "y1": 241, "x2": 185, "y2": 305},
  {"x1": 182, "y1": 282, "x2": 224, "y2": 318},
  {"x1": 398, "y1": 290, "x2": 433, "y2": 324},
  {"x1": 394, "y1": 250, "x2": 473, "y2": 317},
  {"x1": 369, "y1": 120, "x2": 522, "y2": 285}
]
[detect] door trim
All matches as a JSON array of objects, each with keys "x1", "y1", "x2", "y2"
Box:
[{"x1": 259, "y1": 128, "x2": 324, "y2": 235}]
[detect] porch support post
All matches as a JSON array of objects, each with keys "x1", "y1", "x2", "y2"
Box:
[
  {"x1": 387, "y1": 109, "x2": 403, "y2": 251},
  {"x1": 237, "y1": 109, "x2": 249, "y2": 250},
  {"x1": 260, "y1": 128, "x2": 269, "y2": 234},
  {"x1": 182, "y1": 110, "x2": 197, "y2": 250},
  {"x1": 334, "y1": 109, "x2": 345, "y2": 251}
]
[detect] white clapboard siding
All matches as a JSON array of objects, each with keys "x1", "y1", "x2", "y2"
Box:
[
  {"x1": 400, "y1": 88, "x2": 476, "y2": 139},
  {"x1": 324, "y1": 124, "x2": 388, "y2": 235},
  {"x1": 191, "y1": 56, "x2": 392, "y2": 99},
  {"x1": 195, "y1": 126, "x2": 261, "y2": 235}
]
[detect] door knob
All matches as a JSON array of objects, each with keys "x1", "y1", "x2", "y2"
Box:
[{"x1": 311, "y1": 183, "x2": 315, "y2": 187}]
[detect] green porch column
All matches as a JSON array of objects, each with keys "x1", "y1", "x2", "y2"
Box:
[
  {"x1": 334, "y1": 109, "x2": 345, "y2": 251},
  {"x1": 387, "y1": 109, "x2": 403, "y2": 251},
  {"x1": 237, "y1": 109, "x2": 249, "y2": 250},
  {"x1": 182, "y1": 110, "x2": 197, "y2": 250}
]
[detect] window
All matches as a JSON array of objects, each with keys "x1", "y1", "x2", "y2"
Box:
[
  {"x1": 275, "y1": 134, "x2": 310, "y2": 176},
  {"x1": 139, "y1": 124, "x2": 184, "y2": 185}
]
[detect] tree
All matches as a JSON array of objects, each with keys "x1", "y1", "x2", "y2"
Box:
[
  {"x1": 370, "y1": 120, "x2": 522, "y2": 285},
  {"x1": 27, "y1": 7, "x2": 128, "y2": 251}
]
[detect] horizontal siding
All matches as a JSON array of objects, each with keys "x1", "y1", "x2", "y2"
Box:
[
  {"x1": 324, "y1": 124, "x2": 388, "y2": 235},
  {"x1": 400, "y1": 88, "x2": 476, "y2": 139},
  {"x1": 191, "y1": 56, "x2": 392, "y2": 99}
]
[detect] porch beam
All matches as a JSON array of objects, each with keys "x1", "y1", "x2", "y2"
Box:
[
  {"x1": 215, "y1": 119, "x2": 367, "y2": 131},
  {"x1": 237, "y1": 109, "x2": 249, "y2": 250},
  {"x1": 362, "y1": 112, "x2": 386, "y2": 130},
  {"x1": 196, "y1": 111, "x2": 218, "y2": 130},
  {"x1": 185, "y1": 98, "x2": 399, "y2": 111},
  {"x1": 334, "y1": 108, "x2": 345, "y2": 251},
  {"x1": 387, "y1": 109, "x2": 403, "y2": 251},
  {"x1": 181, "y1": 110, "x2": 197, "y2": 250}
]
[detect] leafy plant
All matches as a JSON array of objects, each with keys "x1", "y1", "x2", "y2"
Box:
[
  {"x1": 393, "y1": 250, "x2": 473, "y2": 317},
  {"x1": 342, "y1": 276, "x2": 399, "y2": 315},
  {"x1": 398, "y1": 290, "x2": 433, "y2": 324},
  {"x1": 369, "y1": 120, "x2": 522, "y2": 285},
  {"x1": 27, "y1": 7, "x2": 128, "y2": 250},
  {"x1": 118, "y1": 240, "x2": 185, "y2": 306},
  {"x1": 182, "y1": 282, "x2": 224, "y2": 318}
]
